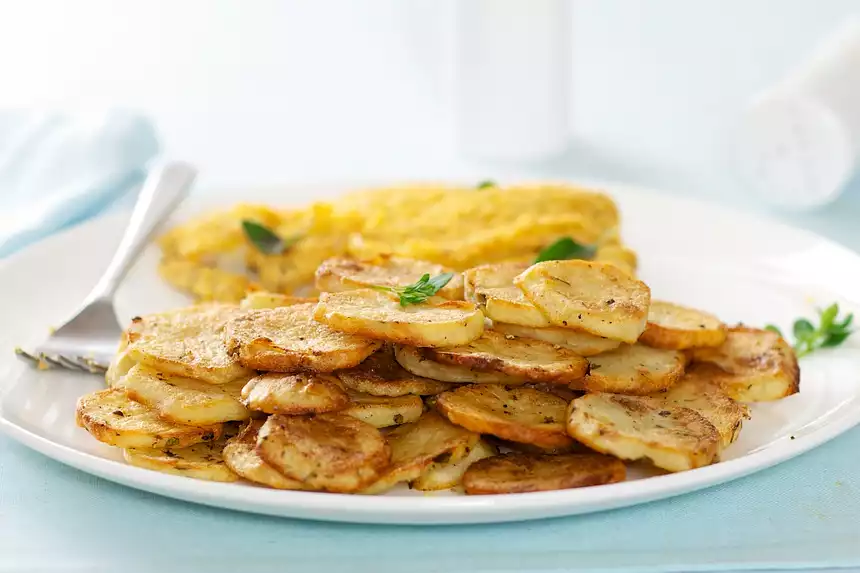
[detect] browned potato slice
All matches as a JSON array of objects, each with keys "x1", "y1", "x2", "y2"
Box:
[
  {"x1": 639, "y1": 301, "x2": 727, "y2": 350},
  {"x1": 76, "y1": 388, "x2": 223, "y2": 449},
  {"x1": 567, "y1": 393, "x2": 720, "y2": 472},
  {"x1": 222, "y1": 419, "x2": 307, "y2": 489},
  {"x1": 256, "y1": 413, "x2": 390, "y2": 492},
  {"x1": 576, "y1": 344, "x2": 685, "y2": 395},
  {"x1": 435, "y1": 384, "x2": 573, "y2": 449},
  {"x1": 425, "y1": 331, "x2": 589, "y2": 385},
  {"x1": 343, "y1": 393, "x2": 424, "y2": 428},
  {"x1": 492, "y1": 322, "x2": 621, "y2": 356},
  {"x1": 315, "y1": 256, "x2": 464, "y2": 300},
  {"x1": 524, "y1": 383, "x2": 582, "y2": 403},
  {"x1": 124, "y1": 437, "x2": 239, "y2": 482},
  {"x1": 240, "y1": 292, "x2": 318, "y2": 309},
  {"x1": 514, "y1": 260, "x2": 651, "y2": 343},
  {"x1": 336, "y1": 347, "x2": 452, "y2": 396},
  {"x1": 393, "y1": 344, "x2": 528, "y2": 384},
  {"x1": 689, "y1": 326, "x2": 800, "y2": 402},
  {"x1": 224, "y1": 303, "x2": 382, "y2": 372},
  {"x1": 463, "y1": 452, "x2": 625, "y2": 494},
  {"x1": 241, "y1": 372, "x2": 350, "y2": 415},
  {"x1": 411, "y1": 439, "x2": 498, "y2": 491},
  {"x1": 463, "y1": 262, "x2": 552, "y2": 327},
  {"x1": 486, "y1": 437, "x2": 587, "y2": 455},
  {"x1": 313, "y1": 289, "x2": 484, "y2": 347}
]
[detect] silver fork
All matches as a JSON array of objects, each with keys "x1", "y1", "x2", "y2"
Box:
[{"x1": 15, "y1": 161, "x2": 197, "y2": 374}]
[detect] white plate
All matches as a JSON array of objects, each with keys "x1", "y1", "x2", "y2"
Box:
[{"x1": 2, "y1": 182, "x2": 860, "y2": 525}]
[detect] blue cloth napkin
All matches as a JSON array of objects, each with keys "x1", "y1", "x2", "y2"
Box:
[{"x1": 0, "y1": 110, "x2": 159, "y2": 258}]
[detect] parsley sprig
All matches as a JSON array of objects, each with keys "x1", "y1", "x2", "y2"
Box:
[
  {"x1": 766, "y1": 303, "x2": 854, "y2": 358},
  {"x1": 242, "y1": 220, "x2": 302, "y2": 255},
  {"x1": 534, "y1": 237, "x2": 597, "y2": 263},
  {"x1": 374, "y1": 273, "x2": 455, "y2": 307}
]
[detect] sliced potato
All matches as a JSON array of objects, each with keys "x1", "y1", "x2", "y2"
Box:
[
  {"x1": 124, "y1": 438, "x2": 238, "y2": 482},
  {"x1": 224, "y1": 303, "x2": 382, "y2": 372},
  {"x1": 336, "y1": 347, "x2": 452, "y2": 396},
  {"x1": 393, "y1": 344, "x2": 527, "y2": 385},
  {"x1": 240, "y1": 291, "x2": 318, "y2": 309},
  {"x1": 343, "y1": 393, "x2": 424, "y2": 428},
  {"x1": 514, "y1": 260, "x2": 651, "y2": 343},
  {"x1": 240, "y1": 372, "x2": 350, "y2": 415},
  {"x1": 576, "y1": 344, "x2": 685, "y2": 395},
  {"x1": 222, "y1": 419, "x2": 307, "y2": 489},
  {"x1": 315, "y1": 256, "x2": 464, "y2": 300},
  {"x1": 639, "y1": 301, "x2": 727, "y2": 350},
  {"x1": 436, "y1": 384, "x2": 573, "y2": 449},
  {"x1": 523, "y1": 383, "x2": 582, "y2": 403},
  {"x1": 567, "y1": 393, "x2": 720, "y2": 472},
  {"x1": 114, "y1": 364, "x2": 250, "y2": 426},
  {"x1": 256, "y1": 413, "x2": 390, "y2": 493},
  {"x1": 412, "y1": 439, "x2": 498, "y2": 491},
  {"x1": 486, "y1": 437, "x2": 587, "y2": 455},
  {"x1": 425, "y1": 331, "x2": 589, "y2": 385},
  {"x1": 463, "y1": 262, "x2": 552, "y2": 327},
  {"x1": 462, "y1": 452, "x2": 625, "y2": 495},
  {"x1": 313, "y1": 289, "x2": 485, "y2": 347},
  {"x1": 492, "y1": 322, "x2": 621, "y2": 356},
  {"x1": 76, "y1": 388, "x2": 223, "y2": 449},
  {"x1": 689, "y1": 326, "x2": 800, "y2": 402},
  {"x1": 105, "y1": 349, "x2": 136, "y2": 387}
]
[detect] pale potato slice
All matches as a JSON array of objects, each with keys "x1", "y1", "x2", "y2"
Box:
[
  {"x1": 114, "y1": 364, "x2": 250, "y2": 426},
  {"x1": 425, "y1": 331, "x2": 589, "y2": 385},
  {"x1": 639, "y1": 301, "x2": 727, "y2": 350},
  {"x1": 462, "y1": 452, "x2": 625, "y2": 494},
  {"x1": 514, "y1": 260, "x2": 651, "y2": 343},
  {"x1": 576, "y1": 344, "x2": 685, "y2": 395},
  {"x1": 315, "y1": 256, "x2": 464, "y2": 300},
  {"x1": 240, "y1": 372, "x2": 350, "y2": 415},
  {"x1": 567, "y1": 393, "x2": 720, "y2": 472},
  {"x1": 125, "y1": 305, "x2": 252, "y2": 384},
  {"x1": 76, "y1": 388, "x2": 223, "y2": 449},
  {"x1": 105, "y1": 349, "x2": 136, "y2": 387},
  {"x1": 240, "y1": 291, "x2": 318, "y2": 309},
  {"x1": 435, "y1": 384, "x2": 574, "y2": 449},
  {"x1": 343, "y1": 393, "x2": 424, "y2": 428},
  {"x1": 224, "y1": 303, "x2": 382, "y2": 372},
  {"x1": 661, "y1": 364, "x2": 750, "y2": 448},
  {"x1": 463, "y1": 263, "x2": 552, "y2": 327},
  {"x1": 336, "y1": 347, "x2": 452, "y2": 396},
  {"x1": 689, "y1": 326, "x2": 800, "y2": 402},
  {"x1": 124, "y1": 438, "x2": 238, "y2": 482},
  {"x1": 256, "y1": 413, "x2": 389, "y2": 492},
  {"x1": 411, "y1": 439, "x2": 498, "y2": 491},
  {"x1": 313, "y1": 289, "x2": 484, "y2": 347},
  {"x1": 222, "y1": 419, "x2": 307, "y2": 489},
  {"x1": 492, "y1": 322, "x2": 621, "y2": 356},
  {"x1": 394, "y1": 345, "x2": 528, "y2": 385}
]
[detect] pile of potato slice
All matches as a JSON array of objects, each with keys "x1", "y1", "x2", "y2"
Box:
[{"x1": 76, "y1": 255, "x2": 799, "y2": 495}]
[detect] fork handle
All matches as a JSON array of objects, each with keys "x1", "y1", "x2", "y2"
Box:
[{"x1": 88, "y1": 161, "x2": 197, "y2": 301}]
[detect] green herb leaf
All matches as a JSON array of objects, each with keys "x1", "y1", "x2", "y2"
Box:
[
  {"x1": 373, "y1": 272, "x2": 455, "y2": 307},
  {"x1": 534, "y1": 237, "x2": 597, "y2": 263},
  {"x1": 771, "y1": 303, "x2": 854, "y2": 358},
  {"x1": 822, "y1": 331, "x2": 852, "y2": 348},
  {"x1": 764, "y1": 324, "x2": 783, "y2": 337},
  {"x1": 792, "y1": 319, "x2": 814, "y2": 340},
  {"x1": 819, "y1": 303, "x2": 839, "y2": 331},
  {"x1": 476, "y1": 180, "x2": 496, "y2": 189},
  {"x1": 242, "y1": 220, "x2": 301, "y2": 255}
]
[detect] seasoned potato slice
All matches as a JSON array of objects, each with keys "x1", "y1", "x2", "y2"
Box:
[
  {"x1": 412, "y1": 439, "x2": 498, "y2": 491},
  {"x1": 514, "y1": 260, "x2": 651, "y2": 343},
  {"x1": 222, "y1": 419, "x2": 307, "y2": 489},
  {"x1": 315, "y1": 256, "x2": 464, "y2": 300},
  {"x1": 463, "y1": 452, "x2": 625, "y2": 494},
  {"x1": 661, "y1": 364, "x2": 750, "y2": 448},
  {"x1": 114, "y1": 364, "x2": 250, "y2": 426},
  {"x1": 124, "y1": 438, "x2": 238, "y2": 482},
  {"x1": 576, "y1": 344, "x2": 685, "y2": 395},
  {"x1": 486, "y1": 437, "x2": 586, "y2": 455},
  {"x1": 336, "y1": 347, "x2": 452, "y2": 396},
  {"x1": 426, "y1": 331, "x2": 589, "y2": 385},
  {"x1": 224, "y1": 304, "x2": 382, "y2": 372},
  {"x1": 394, "y1": 345, "x2": 527, "y2": 384},
  {"x1": 524, "y1": 383, "x2": 582, "y2": 403},
  {"x1": 240, "y1": 291, "x2": 318, "y2": 309},
  {"x1": 436, "y1": 384, "x2": 573, "y2": 449},
  {"x1": 689, "y1": 326, "x2": 800, "y2": 402},
  {"x1": 492, "y1": 322, "x2": 621, "y2": 356},
  {"x1": 463, "y1": 262, "x2": 552, "y2": 327},
  {"x1": 639, "y1": 301, "x2": 727, "y2": 350},
  {"x1": 343, "y1": 393, "x2": 424, "y2": 428},
  {"x1": 76, "y1": 388, "x2": 223, "y2": 449},
  {"x1": 313, "y1": 289, "x2": 484, "y2": 347},
  {"x1": 567, "y1": 393, "x2": 720, "y2": 472},
  {"x1": 241, "y1": 372, "x2": 350, "y2": 415},
  {"x1": 256, "y1": 413, "x2": 389, "y2": 492}
]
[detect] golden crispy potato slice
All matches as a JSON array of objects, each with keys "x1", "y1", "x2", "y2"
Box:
[
  {"x1": 343, "y1": 393, "x2": 424, "y2": 428},
  {"x1": 689, "y1": 326, "x2": 800, "y2": 402},
  {"x1": 313, "y1": 289, "x2": 485, "y2": 347},
  {"x1": 661, "y1": 364, "x2": 750, "y2": 448},
  {"x1": 114, "y1": 364, "x2": 250, "y2": 426},
  {"x1": 124, "y1": 438, "x2": 239, "y2": 482},
  {"x1": 124, "y1": 305, "x2": 252, "y2": 384},
  {"x1": 224, "y1": 303, "x2": 382, "y2": 372},
  {"x1": 486, "y1": 436, "x2": 587, "y2": 455},
  {"x1": 256, "y1": 413, "x2": 389, "y2": 493},
  {"x1": 639, "y1": 301, "x2": 727, "y2": 350},
  {"x1": 514, "y1": 260, "x2": 651, "y2": 343},
  {"x1": 523, "y1": 383, "x2": 582, "y2": 403},
  {"x1": 425, "y1": 331, "x2": 589, "y2": 385},
  {"x1": 411, "y1": 439, "x2": 498, "y2": 491},
  {"x1": 492, "y1": 322, "x2": 621, "y2": 356},
  {"x1": 315, "y1": 256, "x2": 464, "y2": 300},
  {"x1": 239, "y1": 291, "x2": 318, "y2": 309},
  {"x1": 567, "y1": 393, "x2": 720, "y2": 472},
  {"x1": 436, "y1": 384, "x2": 573, "y2": 449},
  {"x1": 463, "y1": 263, "x2": 552, "y2": 327},
  {"x1": 76, "y1": 388, "x2": 223, "y2": 449},
  {"x1": 240, "y1": 372, "x2": 350, "y2": 415},
  {"x1": 336, "y1": 347, "x2": 452, "y2": 396},
  {"x1": 393, "y1": 345, "x2": 527, "y2": 384},
  {"x1": 575, "y1": 344, "x2": 685, "y2": 395},
  {"x1": 462, "y1": 452, "x2": 625, "y2": 494},
  {"x1": 222, "y1": 419, "x2": 307, "y2": 489},
  {"x1": 361, "y1": 411, "x2": 480, "y2": 494}
]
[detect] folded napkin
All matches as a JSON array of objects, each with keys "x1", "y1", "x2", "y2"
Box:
[{"x1": 0, "y1": 110, "x2": 159, "y2": 258}]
